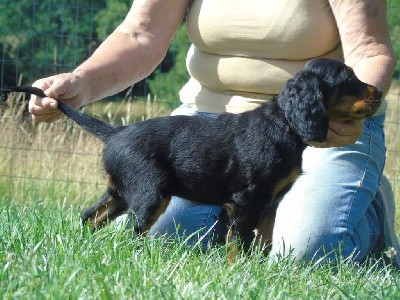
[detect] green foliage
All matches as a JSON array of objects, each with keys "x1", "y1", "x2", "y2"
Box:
[
  {"x1": 388, "y1": 0, "x2": 400, "y2": 77},
  {"x1": 94, "y1": 0, "x2": 132, "y2": 40},
  {"x1": 0, "y1": 0, "x2": 106, "y2": 86},
  {"x1": 1, "y1": 0, "x2": 399, "y2": 103},
  {"x1": 147, "y1": 24, "x2": 191, "y2": 108},
  {"x1": 93, "y1": 0, "x2": 190, "y2": 104},
  {"x1": 0, "y1": 0, "x2": 190, "y2": 104}
]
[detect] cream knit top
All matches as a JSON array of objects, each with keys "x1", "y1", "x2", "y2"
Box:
[{"x1": 179, "y1": 0, "x2": 344, "y2": 113}]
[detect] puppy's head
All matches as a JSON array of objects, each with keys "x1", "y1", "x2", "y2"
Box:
[{"x1": 277, "y1": 58, "x2": 382, "y2": 143}]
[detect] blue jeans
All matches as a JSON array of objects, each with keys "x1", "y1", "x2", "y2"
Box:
[{"x1": 146, "y1": 104, "x2": 389, "y2": 263}]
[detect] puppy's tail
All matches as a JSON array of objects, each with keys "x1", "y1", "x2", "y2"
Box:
[{"x1": 5, "y1": 86, "x2": 118, "y2": 143}]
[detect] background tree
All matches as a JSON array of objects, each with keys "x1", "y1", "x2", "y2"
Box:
[
  {"x1": 1, "y1": 0, "x2": 398, "y2": 106},
  {"x1": 0, "y1": 0, "x2": 106, "y2": 87},
  {"x1": 388, "y1": 0, "x2": 400, "y2": 77},
  {"x1": 94, "y1": 0, "x2": 190, "y2": 107},
  {"x1": 146, "y1": 24, "x2": 191, "y2": 108}
]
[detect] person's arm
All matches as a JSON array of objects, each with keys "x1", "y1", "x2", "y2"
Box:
[
  {"x1": 310, "y1": 0, "x2": 396, "y2": 148},
  {"x1": 330, "y1": 0, "x2": 396, "y2": 94},
  {"x1": 30, "y1": 0, "x2": 190, "y2": 123},
  {"x1": 74, "y1": 0, "x2": 191, "y2": 102}
]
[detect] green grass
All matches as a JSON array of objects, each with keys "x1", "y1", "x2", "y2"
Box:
[
  {"x1": 1, "y1": 196, "x2": 400, "y2": 299},
  {"x1": 1, "y1": 81, "x2": 400, "y2": 299}
]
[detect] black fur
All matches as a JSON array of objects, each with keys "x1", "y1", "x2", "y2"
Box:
[{"x1": 7, "y1": 58, "x2": 382, "y2": 251}]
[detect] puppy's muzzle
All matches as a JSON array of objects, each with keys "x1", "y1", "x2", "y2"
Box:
[{"x1": 365, "y1": 85, "x2": 382, "y2": 116}]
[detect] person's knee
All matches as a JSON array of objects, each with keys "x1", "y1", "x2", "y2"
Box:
[{"x1": 270, "y1": 226, "x2": 367, "y2": 264}]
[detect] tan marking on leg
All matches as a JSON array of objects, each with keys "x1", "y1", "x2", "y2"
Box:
[
  {"x1": 272, "y1": 167, "x2": 301, "y2": 198},
  {"x1": 227, "y1": 230, "x2": 239, "y2": 264},
  {"x1": 223, "y1": 203, "x2": 239, "y2": 264},
  {"x1": 142, "y1": 197, "x2": 171, "y2": 236},
  {"x1": 105, "y1": 173, "x2": 116, "y2": 190},
  {"x1": 88, "y1": 196, "x2": 115, "y2": 228},
  {"x1": 254, "y1": 209, "x2": 276, "y2": 255}
]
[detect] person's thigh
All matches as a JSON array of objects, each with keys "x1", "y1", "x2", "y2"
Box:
[
  {"x1": 269, "y1": 115, "x2": 386, "y2": 263},
  {"x1": 147, "y1": 196, "x2": 223, "y2": 248}
]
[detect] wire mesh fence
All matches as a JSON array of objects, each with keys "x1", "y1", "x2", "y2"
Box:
[
  {"x1": 383, "y1": 0, "x2": 400, "y2": 221},
  {"x1": 0, "y1": 0, "x2": 185, "y2": 202},
  {"x1": 0, "y1": 1, "x2": 399, "y2": 210}
]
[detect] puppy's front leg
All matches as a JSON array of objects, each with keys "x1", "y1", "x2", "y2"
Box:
[
  {"x1": 254, "y1": 209, "x2": 276, "y2": 255},
  {"x1": 223, "y1": 204, "x2": 265, "y2": 264}
]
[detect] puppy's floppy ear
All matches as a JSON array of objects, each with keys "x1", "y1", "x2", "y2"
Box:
[{"x1": 277, "y1": 73, "x2": 328, "y2": 143}]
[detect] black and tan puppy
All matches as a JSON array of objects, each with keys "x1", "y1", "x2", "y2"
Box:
[{"x1": 7, "y1": 58, "x2": 382, "y2": 251}]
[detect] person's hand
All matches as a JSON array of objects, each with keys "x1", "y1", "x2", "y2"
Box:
[
  {"x1": 29, "y1": 73, "x2": 90, "y2": 123},
  {"x1": 308, "y1": 119, "x2": 364, "y2": 148}
]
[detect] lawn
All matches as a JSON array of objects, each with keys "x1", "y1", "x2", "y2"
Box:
[
  {"x1": 1, "y1": 197, "x2": 400, "y2": 299},
  {"x1": 1, "y1": 84, "x2": 400, "y2": 299}
]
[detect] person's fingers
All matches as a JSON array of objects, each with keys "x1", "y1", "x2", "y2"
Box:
[
  {"x1": 29, "y1": 96, "x2": 58, "y2": 111},
  {"x1": 44, "y1": 88, "x2": 58, "y2": 100},
  {"x1": 43, "y1": 111, "x2": 63, "y2": 123},
  {"x1": 44, "y1": 73, "x2": 79, "y2": 100},
  {"x1": 329, "y1": 120, "x2": 364, "y2": 138},
  {"x1": 308, "y1": 120, "x2": 364, "y2": 148},
  {"x1": 28, "y1": 73, "x2": 85, "y2": 123},
  {"x1": 29, "y1": 108, "x2": 57, "y2": 123},
  {"x1": 307, "y1": 140, "x2": 332, "y2": 148},
  {"x1": 28, "y1": 95, "x2": 58, "y2": 123},
  {"x1": 30, "y1": 110, "x2": 60, "y2": 123},
  {"x1": 32, "y1": 78, "x2": 52, "y2": 91},
  {"x1": 29, "y1": 77, "x2": 63, "y2": 123},
  {"x1": 309, "y1": 135, "x2": 354, "y2": 148}
]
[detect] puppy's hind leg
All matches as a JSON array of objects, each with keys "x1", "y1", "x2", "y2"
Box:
[{"x1": 81, "y1": 188, "x2": 127, "y2": 229}]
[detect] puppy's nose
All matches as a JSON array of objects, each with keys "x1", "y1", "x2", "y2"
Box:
[{"x1": 367, "y1": 85, "x2": 382, "y2": 100}]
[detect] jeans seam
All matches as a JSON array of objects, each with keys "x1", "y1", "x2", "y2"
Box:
[
  {"x1": 344, "y1": 121, "x2": 373, "y2": 239},
  {"x1": 345, "y1": 119, "x2": 385, "y2": 256}
]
